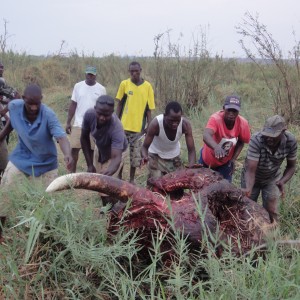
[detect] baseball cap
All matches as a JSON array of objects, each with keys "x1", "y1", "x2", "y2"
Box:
[
  {"x1": 85, "y1": 66, "x2": 97, "y2": 75},
  {"x1": 224, "y1": 95, "x2": 241, "y2": 111},
  {"x1": 261, "y1": 115, "x2": 287, "y2": 137}
]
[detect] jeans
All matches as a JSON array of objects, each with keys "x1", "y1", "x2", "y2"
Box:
[{"x1": 198, "y1": 148, "x2": 233, "y2": 182}]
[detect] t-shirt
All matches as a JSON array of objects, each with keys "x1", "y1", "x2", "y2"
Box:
[
  {"x1": 116, "y1": 79, "x2": 155, "y2": 132},
  {"x1": 202, "y1": 111, "x2": 251, "y2": 167},
  {"x1": 82, "y1": 109, "x2": 128, "y2": 163},
  {"x1": 71, "y1": 80, "x2": 106, "y2": 127},
  {"x1": 8, "y1": 99, "x2": 66, "y2": 176},
  {"x1": 245, "y1": 131, "x2": 297, "y2": 183}
]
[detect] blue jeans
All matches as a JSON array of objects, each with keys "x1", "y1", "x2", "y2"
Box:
[{"x1": 198, "y1": 148, "x2": 233, "y2": 182}]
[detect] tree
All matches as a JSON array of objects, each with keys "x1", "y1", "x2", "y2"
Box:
[{"x1": 237, "y1": 12, "x2": 300, "y2": 124}]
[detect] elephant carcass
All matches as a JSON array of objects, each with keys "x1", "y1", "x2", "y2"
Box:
[{"x1": 46, "y1": 167, "x2": 271, "y2": 255}]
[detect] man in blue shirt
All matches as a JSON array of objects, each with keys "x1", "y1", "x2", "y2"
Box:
[{"x1": 0, "y1": 84, "x2": 72, "y2": 186}]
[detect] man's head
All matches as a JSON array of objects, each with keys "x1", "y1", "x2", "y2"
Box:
[
  {"x1": 261, "y1": 115, "x2": 286, "y2": 148},
  {"x1": 22, "y1": 84, "x2": 43, "y2": 118},
  {"x1": 164, "y1": 101, "x2": 183, "y2": 130},
  {"x1": 85, "y1": 66, "x2": 97, "y2": 86},
  {"x1": 0, "y1": 62, "x2": 4, "y2": 77},
  {"x1": 223, "y1": 95, "x2": 241, "y2": 124},
  {"x1": 94, "y1": 95, "x2": 115, "y2": 125},
  {"x1": 129, "y1": 61, "x2": 141, "y2": 83}
]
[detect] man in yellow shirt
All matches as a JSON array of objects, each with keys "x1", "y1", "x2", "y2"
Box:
[{"x1": 116, "y1": 62, "x2": 155, "y2": 183}]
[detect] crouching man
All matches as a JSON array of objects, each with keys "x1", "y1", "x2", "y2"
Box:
[{"x1": 241, "y1": 115, "x2": 297, "y2": 223}]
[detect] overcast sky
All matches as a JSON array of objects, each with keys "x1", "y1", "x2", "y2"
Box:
[{"x1": 2, "y1": 0, "x2": 300, "y2": 58}]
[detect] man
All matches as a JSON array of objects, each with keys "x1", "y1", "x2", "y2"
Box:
[
  {"x1": 0, "y1": 62, "x2": 19, "y2": 101},
  {"x1": 81, "y1": 95, "x2": 128, "y2": 206},
  {"x1": 0, "y1": 62, "x2": 20, "y2": 171},
  {"x1": 198, "y1": 95, "x2": 251, "y2": 182},
  {"x1": 116, "y1": 61, "x2": 155, "y2": 183},
  {"x1": 0, "y1": 84, "x2": 72, "y2": 186},
  {"x1": 66, "y1": 66, "x2": 106, "y2": 172},
  {"x1": 241, "y1": 115, "x2": 297, "y2": 223},
  {"x1": 141, "y1": 101, "x2": 196, "y2": 179}
]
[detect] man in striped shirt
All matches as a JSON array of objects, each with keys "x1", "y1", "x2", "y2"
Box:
[{"x1": 241, "y1": 115, "x2": 297, "y2": 222}]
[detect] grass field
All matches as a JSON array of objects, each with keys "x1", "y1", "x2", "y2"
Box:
[{"x1": 0, "y1": 52, "x2": 300, "y2": 299}]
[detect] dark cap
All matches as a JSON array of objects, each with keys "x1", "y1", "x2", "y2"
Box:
[
  {"x1": 261, "y1": 115, "x2": 286, "y2": 137},
  {"x1": 224, "y1": 95, "x2": 241, "y2": 111}
]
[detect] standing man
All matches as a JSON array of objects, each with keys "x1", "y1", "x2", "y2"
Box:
[
  {"x1": 116, "y1": 61, "x2": 155, "y2": 183},
  {"x1": 141, "y1": 101, "x2": 196, "y2": 179},
  {"x1": 241, "y1": 115, "x2": 297, "y2": 223},
  {"x1": 66, "y1": 66, "x2": 106, "y2": 172},
  {"x1": 0, "y1": 84, "x2": 72, "y2": 186},
  {"x1": 198, "y1": 95, "x2": 251, "y2": 182},
  {"x1": 81, "y1": 95, "x2": 128, "y2": 206}
]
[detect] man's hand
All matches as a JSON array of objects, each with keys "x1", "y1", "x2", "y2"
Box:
[
  {"x1": 241, "y1": 187, "x2": 251, "y2": 198},
  {"x1": 87, "y1": 165, "x2": 96, "y2": 173},
  {"x1": 140, "y1": 156, "x2": 149, "y2": 167},
  {"x1": 64, "y1": 155, "x2": 73, "y2": 171},
  {"x1": 276, "y1": 180, "x2": 285, "y2": 198},
  {"x1": 65, "y1": 123, "x2": 72, "y2": 134},
  {"x1": 214, "y1": 144, "x2": 226, "y2": 159}
]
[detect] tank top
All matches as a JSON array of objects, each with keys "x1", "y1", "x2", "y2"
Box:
[{"x1": 149, "y1": 114, "x2": 183, "y2": 159}]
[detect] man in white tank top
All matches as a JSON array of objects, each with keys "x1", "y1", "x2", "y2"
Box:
[{"x1": 141, "y1": 101, "x2": 196, "y2": 179}]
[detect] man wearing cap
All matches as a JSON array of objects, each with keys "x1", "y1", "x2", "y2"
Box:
[
  {"x1": 241, "y1": 115, "x2": 297, "y2": 222},
  {"x1": 198, "y1": 95, "x2": 251, "y2": 182},
  {"x1": 66, "y1": 66, "x2": 106, "y2": 172}
]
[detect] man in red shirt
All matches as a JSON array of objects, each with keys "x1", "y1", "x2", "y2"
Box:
[{"x1": 198, "y1": 95, "x2": 251, "y2": 182}]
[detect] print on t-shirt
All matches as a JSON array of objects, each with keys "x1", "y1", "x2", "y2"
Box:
[{"x1": 219, "y1": 137, "x2": 237, "y2": 156}]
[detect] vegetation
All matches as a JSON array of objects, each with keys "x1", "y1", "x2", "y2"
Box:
[{"x1": 0, "y1": 18, "x2": 300, "y2": 298}]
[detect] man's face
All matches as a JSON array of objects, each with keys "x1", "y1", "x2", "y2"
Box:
[
  {"x1": 0, "y1": 64, "x2": 4, "y2": 77},
  {"x1": 23, "y1": 93, "x2": 42, "y2": 118},
  {"x1": 164, "y1": 109, "x2": 182, "y2": 130},
  {"x1": 263, "y1": 132, "x2": 283, "y2": 148},
  {"x1": 85, "y1": 73, "x2": 96, "y2": 86},
  {"x1": 94, "y1": 103, "x2": 114, "y2": 125},
  {"x1": 129, "y1": 64, "x2": 141, "y2": 82},
  {"x1": 224, "y1": 108, "x2": 239, "y2": 123}
]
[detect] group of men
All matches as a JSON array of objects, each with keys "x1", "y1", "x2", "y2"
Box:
[{"x1": 0, "y1": 61, "x2": 297, "y2": 235}]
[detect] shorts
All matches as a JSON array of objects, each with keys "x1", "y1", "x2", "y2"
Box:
[
  {"x1": 125, "y1": 131, "x2": 143, "y2": 168},
  {"x1": 1, "y1": 161, "x2": 58, "y2": 187},
  {"x1": 69, "y1": 126, "x2": 95, "y2": 150},
  {"x1": 241, "y1": 171, "x2": 281, "y2": 222},
  {"x1": 93, "y1": 146, "x2": 128, "y2": 177},
  {"x1": 148, "y1": 153, "x2": 182, "y2": 180},
  {"x1": 0, "y1": 141, "x2": 8, "y2": 171}
]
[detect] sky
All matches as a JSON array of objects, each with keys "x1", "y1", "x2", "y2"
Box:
[{"x1": 2, "y1": 0, "x2": 300, "y2": 58}]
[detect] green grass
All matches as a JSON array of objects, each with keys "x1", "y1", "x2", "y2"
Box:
[{"x1": 0, "y1": 51, "x2": 300, "y2": 299}]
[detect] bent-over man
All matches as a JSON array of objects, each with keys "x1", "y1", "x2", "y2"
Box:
[
  {"x1": 199, "y1": 95, "x2": 251, "y2": 182},
  {"x1": 241, "y1": 115, "x2": 297, "y2": 223},
  {"x1": 141, "y1": 101, "x2": 196, "y2": 179}
]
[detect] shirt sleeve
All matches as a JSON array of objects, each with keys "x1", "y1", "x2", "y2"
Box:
[
  {"x1": 111, "y1": 122, "x2": 126, "y2": 150},
  {"x1": 246, "y1": 135, "x2": 261, "y2": 161},
  {"x1": 147, "y1": 84, "x2": 155, "y2": 110},
  {"x1": 47, "y1": 109, "x2": 66, "y2": 139},
  {"x1": 287, "y1": 135, "x2": 298, "y2": 160},
  {"x1": 116, "y1": 81, "x2": 125, "y2": 100},
  {"x1": 81, "y1": 111, "x2": 92, "y2": 132},
  {"x1": 205, "y1": 115, "x2": 217, "y2": 133},
  {"x1": 71, "y1": 84, "x2": 77, "y2": 102}
]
